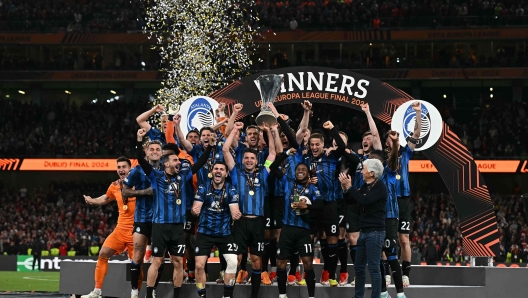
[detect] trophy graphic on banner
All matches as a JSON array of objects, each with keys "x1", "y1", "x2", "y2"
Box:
[{"x1": 254, "y1": 74, "x2": 283, "y2": 126}]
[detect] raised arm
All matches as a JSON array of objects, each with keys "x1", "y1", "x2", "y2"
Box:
[
  {"x1": 263, "y1": 124, "x2": 276, "y2": 166},
  {"x1": 361, "y1": 103, "x2": 382, "y2": 150},
  {"x1": 173, "y1": 114, "x2": 193, "y2": 152},
  {"x1": 269, "y1": 149, "x2": 293, "y2": 179},
  {"x1": 225, "y1": 103, "x2": 243, "y2": 137},
  {"x1": 190, "y1": 139, "x2": 213, "y2": 174},
  {"x1": 136, "y1": 129, "x2": 153, "y2": 176},
  {"x1": 223, "y1": 122, "x2": 244, "y2": 171},
  {"x1": 270, "y1": 122, "x2": 283, "y2": 154},
  {"x1": 407, "y1": 101, "x2": 422, "y2": 151},
  {"x1": 296, "y1": 100, "x2": 312, "y2": 144},
  {"x1": 324, "y1": 121, "x2": 346, "y2": 159},
  {"x1": 136, "y1": 104, "x2": 165, "y2": 132},
  {"x1": 387, "y1": 131, "x2": 400, "y2": 171}
]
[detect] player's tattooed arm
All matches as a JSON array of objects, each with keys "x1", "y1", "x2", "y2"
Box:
[{"x1": 122, "y1": 185, "x2": 153, "y2": 198}]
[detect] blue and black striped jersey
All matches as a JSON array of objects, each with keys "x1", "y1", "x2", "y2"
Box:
[
  {"x1": 396, "y1": 146, "x2": 413, "y2": 197},
  {"x1": 190, "y1": 144, "x2": 225, "y2": 184},
  {"x1": 301, "y1": 152, "x2": 339, "y2": 202},
  {"x1": 123, "y1": 165, "x2": 153, "y2": 223},
  {"x1": 194, "y1": 181, "x2": 239, "y2": 236},
  {"x1": 230, "y1": 166, "x2": 269, "y2": 217},
  {"x1": 148, "y1": 166, "x2": 193, "y2": 224},
  {"x1": 280, "y1": 175, "x2": 321, "y2": 230}
]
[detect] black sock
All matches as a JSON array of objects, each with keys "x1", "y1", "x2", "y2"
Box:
[
  {"x1": 289, "y1": 253, "x2": 299, "y2": 276},
  {"x1": 402, "y1": 260, "x2": 411, "y2": 277},
  {"x1": 146, "y1": 286, "x2": 154, "y2": 298},
  {"x1": 270, "y1": 238, "x2": 277, "y2": 268},
  {"x1": 338, "y1": 239, "x2": 348, "y2": 273},
  {"x1": 305, "y1": 269, "x2": 316, "y2": 297},
  {"x1": 220, "y1": 254, "x2": 227, "y2": 271},
  {"x1": 349, "y1": 245, "x2": 357, "y2": 263},
  {"x1": 223, "y1": 284, "x2": 234, "y2": 298},
  {"x1": 197, "y1": 287, "x2": 206, "y2": 297},
  {"x1": 173, "y1": 286, "x2": 181, "y2": 298},
  {"x1": 251, "y1": 269, "x2": 261, "y2": 298},
  {"x1": 380, "y1": 262, "x2": 387, "y2": 292},
  {"x1": 389, "y1": 258, "x2": 404, "y2": 293},
  {"x1": 261, "y1": 239, "x2": 270, "y2": 272},
  {"x1": 155, "y1": 263, "x2": 165, "y2": 288},
  {"x1": 383, "y1": 260, "x2": 390, "y2": 276},
  {"x1": 241, "y1": 253, "x2": 248, "y2": 272},
  {"x1": 327, "y1": 243, "x2": 338, "y2": 280},
  {"x1": 320, "y1": 239, "x2": 328, "y2": 271},
  {"x1": 131, "y1": 261, "x2": 141, "y2": 289},
  {"x1": 277, "y1": 268, "x2": 287, "y2": 294}
]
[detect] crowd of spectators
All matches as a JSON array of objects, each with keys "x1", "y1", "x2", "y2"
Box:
[
  {"x1": 257, "y1": 0, "x2": 528, "y2": 30},
  {"x1": 1, "y1": 0, "x2": 528, "y2": 32},
  {"x1": 0, "y1": 182, "x2": 118, "y2": 256},
  {"x1": 0, "y1": 0, "x2": 145, "y2": 32},
  {"x1": 0, "y1": 99, "x2": 149, "y2": 157}
]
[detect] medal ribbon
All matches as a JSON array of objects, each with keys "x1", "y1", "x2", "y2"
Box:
[
  {"x1": 244, "y1": 171, "x2": 256, "y2": 195},
  {"x1": 210, "y1": 181, "x2": 227, "y2": 209},
  {"x1": 207, "y1": 146, "x2": 217, "y2": 175},
  {"x1": 291, "y1": 181, "x2": 309, "y2": 202},
  {"x1": 166, "y1": 173, "x2": 181, "y2": 200}
]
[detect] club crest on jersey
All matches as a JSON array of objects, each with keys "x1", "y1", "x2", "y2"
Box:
[
  {"x1": 195, "y1": 247, "x2": 199, "y2": 253},
  {"x1": 153, "y1": 247, "x2": 158, "y2": 254},
  {"x1": 136, "y1": 227, "x2": 140, "y2": 232},
  {"x1": 187, "y1": 97, "x2": 215, "y2": 132},
  {"x1": 232, "y1": 194, "x2": 239, "y2": 202}
]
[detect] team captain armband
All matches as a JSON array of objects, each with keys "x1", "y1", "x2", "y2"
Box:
[{"x1": 264, "y1": 160, "x2": 273, "y2": 168}]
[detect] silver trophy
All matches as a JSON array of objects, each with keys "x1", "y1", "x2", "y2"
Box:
[{"x1": 254, "y1": 74, "x2": 283, "y2": 126}]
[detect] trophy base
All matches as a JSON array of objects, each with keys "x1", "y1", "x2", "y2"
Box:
[{"x1": 255, "y1": 112, "x2": 277, "y2": 126}]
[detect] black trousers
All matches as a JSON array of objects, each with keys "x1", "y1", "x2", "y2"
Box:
[{"x1": 32, "y1": 254, "x2": 41, "y2": 270}]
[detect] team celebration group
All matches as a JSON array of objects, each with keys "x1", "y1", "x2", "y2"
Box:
[{"x1": 81, "y1": 99, "x2": 423, "y2": 298}]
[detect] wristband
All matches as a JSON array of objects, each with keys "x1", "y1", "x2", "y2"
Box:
[
  {"x1": 264, "y1": 160, "x2": 273, "y2": 168},
  {"x1": 408, "y1": 137, "x2": 418, "y2": 144},
  {"x1": 286, "y1": 149, "x2": 291, "y2": 156}
]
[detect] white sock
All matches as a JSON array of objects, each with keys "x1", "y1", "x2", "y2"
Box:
[
  {"x1": 93, "y1": 289, "x2": 102, "y2": 295},
  {"x1": 381, "y1": 292, "x2": 388, "y2": 298},
  {"x1": 279, "y1": 294, "x2": 287, "y2": 298},
  {"x1": 397, "y1": 293, "x2": 405, "y2": 297},
  {"x1": 271, "y1": 266, "x2": 277, "y2": 272},
  {"x1": 131, "y1": 289, "x2": 139, "y2": 295},
  {"x1": 152, "y1": 289, "x2": 156, "y2": 295}
]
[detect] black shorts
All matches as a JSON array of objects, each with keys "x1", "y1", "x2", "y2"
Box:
[
  {"x1": 133, "y1": 222, "x2": 152, "y2": 243},
  {"x1": 383, "y1": 218, "x2": 400, "y2": 256},
  {"x1": 321, "y1": 201, "x2": 339, "y2": 237},
  {"x1": 337, "y1": 199, "x2": 347, "y2": 229},
  {"x1": 273, "y1": 196, "x2": 284, "y2": 229},
  {"x1": 233, "y1": 217, "x2": 265, "y2": 256},
  {"x1": 264, "y1": 196, "x2": 274, "y2": 230},
  {"x1": 346, "y1": 202, "x2": 360, "y2": 233},
  {"x1": 195, "y1": 233, "x2": 238, "y2": 256},
  {"x1": 277, "y1": 225, "x2": 313, "y2": 260},
  {"x1": 184, "y1": 211, "x2": 198, "y2": 235},
  {"x1": 397, "y1": 196, "x2": 411, "y2": 234},
  {"x1": 151, "y1": 223, "x2": 186, "y2": 257}
]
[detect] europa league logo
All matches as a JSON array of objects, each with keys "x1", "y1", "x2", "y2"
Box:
[{"x1": 254, "y1": 74, "x2": 283, "y2": 126}]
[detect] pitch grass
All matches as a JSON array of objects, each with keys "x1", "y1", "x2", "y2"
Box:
[{"x1": 0, "y1": 271, "x2": 60, "y2": 292}]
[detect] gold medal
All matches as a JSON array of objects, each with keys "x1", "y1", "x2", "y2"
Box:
[
  {"x1": 208, "y1": 173, "x2": 213, "y2": 178},
  {"x1": 176, "y1": 199, "x2": 182, "y2": 205},
  {"x1": 249, "y1": 190, "x2": 255, "y2": 196},
  {"x1": 123, "y1": 205, "x2": 128, "y2": 211},
  {"x1": 396, "y1": 174, "x2": 401, "y2": 180}
]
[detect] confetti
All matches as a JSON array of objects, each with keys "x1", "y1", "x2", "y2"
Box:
[{"x1": 144, "y1": 0, "x2": 260, "y2": 110}]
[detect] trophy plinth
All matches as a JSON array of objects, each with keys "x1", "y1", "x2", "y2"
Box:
[{"x1": 254, "y1": 74, "x2": 283, "y2": 126}]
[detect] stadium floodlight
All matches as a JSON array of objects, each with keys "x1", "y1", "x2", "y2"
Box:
[
  {"x1": 490, "y1": 88, "x2": 493, "y2": 92},
  {"x1": 65, "y1": 90, "x2": 71, "y2": 94},
  {"x1": 110, "y1": 90, "x2": 117, "y2": 94},
  {"x1": 490, "y1": 94, "x2": 494, "y2": 98},
  {"x1": 18, "y1": 90, "x2": 25, "y2": 94},
  {"x1": 443, "y1": 94, "x2": 447, "y2": 98}
]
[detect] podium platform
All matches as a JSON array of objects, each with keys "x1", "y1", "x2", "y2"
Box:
[{"x1": 59, "y1": 261, "x2": 527, "y2": 298}]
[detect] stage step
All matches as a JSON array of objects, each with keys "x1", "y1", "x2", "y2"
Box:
[{"x1": 150, "y1": 283, "x2": 486, "y2": 298}]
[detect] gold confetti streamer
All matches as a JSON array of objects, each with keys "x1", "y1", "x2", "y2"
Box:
[{"x1": 145, "y1": 0, "x2": 260, "y2": 110}]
